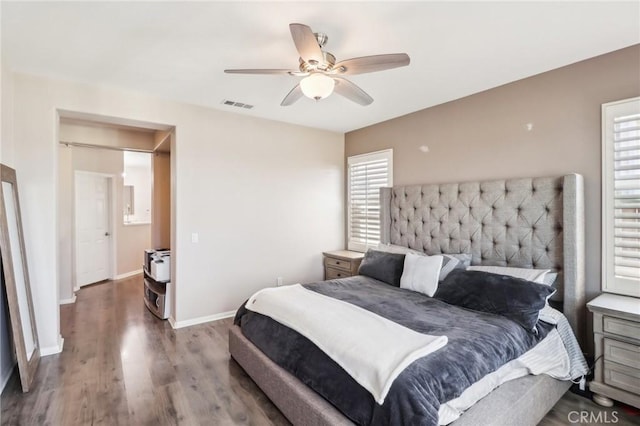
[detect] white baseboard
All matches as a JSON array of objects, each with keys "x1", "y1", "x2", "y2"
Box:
[
  {"x1": 40, "y1": 334, "x2": 64, "y2": 356},
  {"x1": 168, "y1": 316, "x2": 177, "y2": 329},
  {"x1": 113, "y1": 269, "x2": 143, "y2": 281},
  {"x1": 59, "y1": 294, "x2": 77, "y2": 305},
  {"x1": 169, "y1": 310, "x2": 236, "y2": 329},
  {"x1": 73, "y1": 285, "x2": 80, "y2": 292}
]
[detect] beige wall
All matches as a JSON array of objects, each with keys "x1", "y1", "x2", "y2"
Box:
[
  {"x1": 1, "y1": 62, "x2": 14, "y2": 166},
  {"x1": 346, "y1": 45, "x2": 640, "y2": 306},
  {"x1": 4, "y1": 71, "x2": 344, "y2": 351},
  {"x1": 117, "y1": 223, "x2": 151, "y2": 274},
  {"x1": 60, "y1": 121, "x2": 155, "y2": 151},
  {"x1": 0, "y1": 63, "x2": 6, "y2": 163},
  {"x1": 58, "y1": 145, "x2": 152, "y2": 301},
  {"x1": 152, "y1": 152, "x2": 171, "y2": 248},
  {"x1": 57, "y1": 146, "x2": 73, "y2": 301}
]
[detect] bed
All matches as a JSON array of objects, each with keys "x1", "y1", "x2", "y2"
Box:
[{"x1": 229, "y1": 174, "x2": 587, "y2": 426}]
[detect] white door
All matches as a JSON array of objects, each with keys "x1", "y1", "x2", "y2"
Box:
[{"x1": 75, "y1": 173, "x2": 112, "y2": 287}]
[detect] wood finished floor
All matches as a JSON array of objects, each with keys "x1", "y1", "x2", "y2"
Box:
[{"x1": 1, "y1": 275, "x2": 638, "y2": 426}]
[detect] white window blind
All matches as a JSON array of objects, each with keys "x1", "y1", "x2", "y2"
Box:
[
  {"x1": 602, "y1": 97, "x2": 640, "y2": 297},
  {"x1": 347, "y1": 150, "x2": 393, "y2": 252}
]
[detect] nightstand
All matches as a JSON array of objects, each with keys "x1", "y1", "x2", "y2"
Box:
[
  {"x1": 323, "y1": 250, "x2": 364, "y2": 280},
  {"x1": 587, "y1": 293, "x2": 640, "y2": 409}
]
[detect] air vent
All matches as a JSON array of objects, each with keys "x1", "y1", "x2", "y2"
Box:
[{"x1": 221, "y1": 100, "x2": 254, "y2": 110}]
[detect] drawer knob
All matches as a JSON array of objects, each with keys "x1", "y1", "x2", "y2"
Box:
[{"x1": 336, "y1": 261, "x2": 340, "y2": 265}]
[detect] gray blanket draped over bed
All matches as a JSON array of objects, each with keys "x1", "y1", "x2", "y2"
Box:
[{"x1": 234, "y1": 276, "x2": 553, "y2": 426}]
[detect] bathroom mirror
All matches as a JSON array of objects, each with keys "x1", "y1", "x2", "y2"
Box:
[
  {"x1": 0, "y1": 164, "x2": 40, "y2": 392},
  {"x1": 123, "y1": 184, "x2": 135, "y2": 222},
  {"x1": 122, "y1": 151, "x2": 152, "y2": 224}
]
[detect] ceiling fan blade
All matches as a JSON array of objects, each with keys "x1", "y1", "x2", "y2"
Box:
[
  {"x1": 224, "y1": 69, "x2": 297, "y2": 75},
  {"x1": 333, "y1": 77, "x2": 373, "y2": 106},
  {"x1": 332, "y1": 53, "x2": 410, "y2": 75},
  {"x1": 289, "y1": 23, "x2": 323, "y2": 63},
  {"x1": 281, "y1": 84, "x2": 304, "y2": 106}
]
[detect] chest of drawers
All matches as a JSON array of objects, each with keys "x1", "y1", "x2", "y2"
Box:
[
  {"x1": 587, "y1": 293, "x2": 640, "y2": 409},
  {"x1": 323, "y1": 250, "x2": 364, "y2": 280}
]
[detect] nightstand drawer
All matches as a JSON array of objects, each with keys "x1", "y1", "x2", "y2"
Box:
[
  {"x1": 323, "y1": 250, "x2": 364, "y2": 280},
  {"x1": 325, "y1": 256, "x2": 352, "y2": 272},
  {"x1": 604, "y1": 360, "x2": 640, "y2": 396},
  {"x1": 605, "y1": 338, "x2": 640, "y2": 370},
  {"x1": 588, "y1": 294, "x2": 640, "y2": 408},
  {"x1": 325, "y1": 267, "x2": 352, "y2": 280},
  {"x1": 604, "y1": 316, "x2": 640, "y2": 340}
]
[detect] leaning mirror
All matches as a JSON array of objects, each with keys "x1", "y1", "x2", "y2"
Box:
[{"x1": 0, "y1": 164, "x2": 40, "y2": 392}]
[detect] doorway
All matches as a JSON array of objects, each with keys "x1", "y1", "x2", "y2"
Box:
[
  {"x1": 74, "y1": 172, "x2": 115, "y2": 287},
  {"x1": 56, "y1": 112, "x2": 175, "y2": 325}
]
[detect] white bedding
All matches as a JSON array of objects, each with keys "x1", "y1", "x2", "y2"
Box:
[
  {"x1": 245, "y1": 284, "x2": 448, "y2": 404},
  {"x1": 438, "y1": 306, "x2": 588, "y2": 425}
]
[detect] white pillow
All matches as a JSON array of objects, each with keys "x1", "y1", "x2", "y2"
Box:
[
  {"x1": 378, "y1": 243, "x2": 468, "y2": 281},
  {"x1": 400, "y1": 253, "x2": 443, "y2": 296},
  {"x1": 466, "y1": 265, "x2": 551, "y2": 284},
  {"x1": 542, "y1": 272, "x2": 558, "y2": 286}
]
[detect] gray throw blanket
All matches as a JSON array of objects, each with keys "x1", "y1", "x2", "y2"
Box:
[{"x1": 235, "y1": 276, "x2": 554, "y2": 425}]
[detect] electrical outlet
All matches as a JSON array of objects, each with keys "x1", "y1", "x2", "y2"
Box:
[
  {"x1": 276, "y1": 277, "x2": 283, "y2": 287},
  {"x1": 191, "y1": 233, "x2": 199, "y2": 243}
]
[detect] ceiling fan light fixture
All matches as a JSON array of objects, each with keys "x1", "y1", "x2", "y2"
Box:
[
  {"x1": 225, "y1": 23, "x2": 410, "y2": 106},
  {"x1": 300, "y1": 73, "x2": 335, "y2": 101}
]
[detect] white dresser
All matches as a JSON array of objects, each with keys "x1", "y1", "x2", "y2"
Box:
[{"x1": 587, "y1": 293, "x2": 640, "y2": 409}]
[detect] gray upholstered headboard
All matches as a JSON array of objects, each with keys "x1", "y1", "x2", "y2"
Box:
[{"x1": 380, "y1": 174, "x2": 585, "y2": 346}]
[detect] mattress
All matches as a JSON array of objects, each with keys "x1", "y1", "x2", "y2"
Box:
[
  {"x1": 234, "y1": 276, "x2": 586, "y2": 425},
  {"x1": 439, "y1": 328, "x2": 569, "y2": 424}
]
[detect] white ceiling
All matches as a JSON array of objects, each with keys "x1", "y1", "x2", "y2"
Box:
[{"x1": 2, "y1": 2, "x2": 639, "y2": 133}]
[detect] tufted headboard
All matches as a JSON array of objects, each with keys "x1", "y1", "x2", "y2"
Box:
[{"x1": 380, "y1": 174, "x2": 585, "y2": 346}]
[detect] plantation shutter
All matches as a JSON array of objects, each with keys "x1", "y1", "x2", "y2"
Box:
[
  {"x1": 603, "y1": 98, "x2": 640, "y2": 297},
  {"x1": 348, "y1": 150, "x2": 393, "y2": 252}
]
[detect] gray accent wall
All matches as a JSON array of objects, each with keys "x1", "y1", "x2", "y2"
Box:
[{"x1": 346, "y1": 45, "x2": 640, "y2": 309}]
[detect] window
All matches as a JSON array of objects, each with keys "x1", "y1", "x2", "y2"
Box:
[
  {"x1": 602, "y1": 97, "x2": 640, "y2": 297},
  {"x1": 347, "y1": 149, "x2": 393, "y2": 252}
]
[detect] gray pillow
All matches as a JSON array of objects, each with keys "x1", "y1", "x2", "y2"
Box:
[
  {"x1": 448, "y1": 253, "x2": 472, "y2": 268},
  {"x1": 434, "y1": 270, "x2": 555, "y2": 332},
  {"x1": 439, "y1": 255, "x2": 465, "y2": 280},
  {"x1": 358, "y1": 249, "x2": 405, "y2": 287},
  {"x1": 377, "y1": 243, "x2": 466, "y2": 281}
]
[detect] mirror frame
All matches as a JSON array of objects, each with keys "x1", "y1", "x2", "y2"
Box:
[{"x1": 0, "y1": 164, "x2": 40, "y2": 392}]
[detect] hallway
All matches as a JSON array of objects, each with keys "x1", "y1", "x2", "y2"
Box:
[{"x1": 0, "y1": 276, "x2": 288, "y2": 425}]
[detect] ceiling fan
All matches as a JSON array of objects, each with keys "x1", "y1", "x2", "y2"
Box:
[{"x1": 224, "y1": 23, "x2": 410, "y2": 106}]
